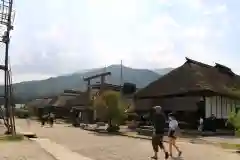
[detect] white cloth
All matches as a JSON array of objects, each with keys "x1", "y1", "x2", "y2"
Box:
[
  {"x1": 169, "y1": 119, "x2": 178, "y2": 130},
  {"x1": 78, "y1": 112, "x2": 82, "y2": 118},
  {"x1": 50, "y1": 113, "x2": 55, "y2": 118},
  {"x1": 154, "y1": 106, "x2": 162, "y2": 114},
  {"x1": 199, "y1": 118, "x2": 203, "y2": 124}
]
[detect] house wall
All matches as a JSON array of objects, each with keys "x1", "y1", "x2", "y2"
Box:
[{"x1": 205, "y1": 96, "x2": 240, "y2": 119}]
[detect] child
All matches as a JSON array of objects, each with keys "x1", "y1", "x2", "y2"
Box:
[{"x1": 168, "y1": 113, "x2": 182, "y2": 157}]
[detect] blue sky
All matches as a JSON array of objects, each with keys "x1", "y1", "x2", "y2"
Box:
[{"x1": 0, "y1": 0, "x2": 239, "y2": 83}]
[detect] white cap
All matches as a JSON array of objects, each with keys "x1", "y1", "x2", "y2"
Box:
[{"x1": 154, "y1": 106, "x2": 162, "y2": 113}]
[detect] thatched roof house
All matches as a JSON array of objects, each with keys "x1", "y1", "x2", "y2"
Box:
[
  {"x1": 25, "y1": 97, "x2": 55, "y2": 117},
  {"x1": 66, "y1": 92, "x2": 91, "y2": 110},
  {"x1": 26, "y1": 98, "x2": 53, "y2": 109},
  {"x1": 136, "y1": 57, "x2": 240, "y2": 99},
  {"x1": 52, "y1": 94, "x2": 78, "y2": 108},
  {"x1": 135, "y1": 58, "x2": 240, "y2": 120}
]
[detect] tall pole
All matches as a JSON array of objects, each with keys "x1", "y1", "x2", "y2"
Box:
[
  {"x1": 3, "y1": 0, "x2": 14, "y2": 134},
  {"x1": 120, "y1": 60, "x2": 123, "y2": 87}
]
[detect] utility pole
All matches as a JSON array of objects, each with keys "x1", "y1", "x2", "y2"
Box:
[
  {"x1": 0, "y1": 0, "x2": 15, "y2": 135},
  {"x1": 120, "y1": 60, "x2": 123, "y2": 87}
]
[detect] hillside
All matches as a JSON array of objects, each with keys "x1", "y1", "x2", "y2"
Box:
[
  {"x1": 154, "y1": 68, "x2": 174, "y2": 75},
  {"x1": 0, "y1": 65, "x2": 171, "y2": 102}
]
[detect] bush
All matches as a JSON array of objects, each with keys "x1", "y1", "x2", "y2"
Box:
[
  {"x1": 93, "y1": 91, "x2": 127, "y2": 132},
  {"x1": 228, "y1": 110, "x2": 240, "y2": 137},
  {"x1": 15, "y1": 109, "x2": 30, "y2": 118}
]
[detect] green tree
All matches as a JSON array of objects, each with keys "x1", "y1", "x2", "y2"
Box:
[
  {"x1": 228, "y1": 110, "x2": 240, "y2": 137},
  {"x1": 93, "y1": 90, "x2": 127, "y2": 132}
]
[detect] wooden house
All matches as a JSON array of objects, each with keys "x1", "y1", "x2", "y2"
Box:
[
  {"x1": 51, "y1": 91, "x2": 82, "y2": 118},
  {"x1": 25, "y1": 97, "x2": 55, "y2": 117},
  {"x1": 135, "y1": 58, "x2": 240, "y2": 128}
]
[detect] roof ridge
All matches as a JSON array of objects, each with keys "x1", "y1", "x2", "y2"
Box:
[{"x1": 185, "y1": 57, "x2": 212, "y2": 68}]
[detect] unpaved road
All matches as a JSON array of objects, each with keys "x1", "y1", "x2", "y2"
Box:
[
  {"x1": 0, "y1": 140, "x2": 56, "y2": 160},
  {"x1": 16, "y1": 119, "x2": 240, "y2": 160}
]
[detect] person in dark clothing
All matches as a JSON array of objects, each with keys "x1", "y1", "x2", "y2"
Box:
[
  {"x1": 210, "y1": 114, "x2": 217, "y2": 132},
  {"x1": 151, "y1": 106, "x2": 169, "y2": 160},
  {"x1": 41, "y1": 113, "x2": 48, "y2": 127}
]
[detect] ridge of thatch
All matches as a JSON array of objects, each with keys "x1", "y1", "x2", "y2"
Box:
[
  {"x1": 52, "y1": 94, "x2": 78, "y2": 107},
  {"x1": 26, "y1": 98, "x2": 53, "y2": 109},
  {"x1": 66, "y1": 91, "x2": 91, "y2": 107},
  {"x1": 136, "y1": 57, "x2": 240, "y2": 99}
]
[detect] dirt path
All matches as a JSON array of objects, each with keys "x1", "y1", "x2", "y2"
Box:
[
  {"x1": 16, "y1": 119, "x2": 240, "y2": 160},
  {"x1": 0, "y1": 140, "x2": 56, "y2": 160}
]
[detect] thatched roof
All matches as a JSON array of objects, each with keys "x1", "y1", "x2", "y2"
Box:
[
  {"x1": 63, "y1": 89, "x2": 83, "y2": 95},
  {"x1": 26, "y1": 98, "x2": 53, "y2": 109},
  {"x1": 66, "y1": 92, "x2": 91, "y2": 107},
  {"x1": 136, "y1": 58, "x2": 240, "y2": 99},
  {"x1": 91, "y1": 83, "x2": 122, "y2": 91},
  {"x1": 52, "y1": 94, "x2": 77, "y2": 107}
]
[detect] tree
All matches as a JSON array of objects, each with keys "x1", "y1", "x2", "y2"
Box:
[
  {"x1": 93, "y1": 90, "x2": 127, "y2": 132},
  {"x1": 228, "y1": 110, "x2": 240, "y2": 137}
]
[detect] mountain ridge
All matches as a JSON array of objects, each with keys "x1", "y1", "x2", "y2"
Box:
[{"x1": 0, "y1": 65, "x2": 173, "y2": 102}]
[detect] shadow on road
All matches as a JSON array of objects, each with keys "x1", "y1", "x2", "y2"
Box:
[
  {"x1": 88, "y1": 132, "x2": 119, "y2": 137},
  {"x1": 171, "y1": 156, "x2": 184, "y2": 160}
]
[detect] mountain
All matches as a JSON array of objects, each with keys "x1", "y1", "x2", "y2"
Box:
[
  {"x1": 154, "y1": 68, "x2": 174, "y2": 75},
  {"x1": 0, "y1": 65, "x2": 171, "y2": 102}
]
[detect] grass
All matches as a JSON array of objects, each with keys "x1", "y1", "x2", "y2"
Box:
[
  {"x1": 0, "y1": 134, "x2": 24, "y2": 142},
  {"x1": 219, "y1": 142, "x2": 240, "y2": 150}
]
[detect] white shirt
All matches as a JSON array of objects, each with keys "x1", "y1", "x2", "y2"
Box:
[
  {"x1": 169, "y1": 119, "x2": 178, "y2": 130},
  {"x1": 199, "y1": 118, "x2": 203, "y2": 124}
]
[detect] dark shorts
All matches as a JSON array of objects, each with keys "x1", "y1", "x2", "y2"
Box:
[
  {"x1": 168, "y1": 130, "x2": 176, "y2": 138},
  {"x1": 152, "y1": 134, "x2": 164, "y2": 152}
]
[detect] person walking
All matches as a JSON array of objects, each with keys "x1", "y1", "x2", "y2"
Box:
[
  {"x1": 49, "y1": 112, "x2": 55, "y2": 127},
  {"x1": 41, "y1": 113, "x2": 48, "y2": 127},
  {"x1": 151, "y1": 106, "x2": 169, "y2": 160},
  {"x1": 168, "y1": 113, "x2": 182, "y2": 158},
  {"x1": 26, "y1": 116, "x2": 31, "y2": 128},
  {"x1": 198, "y1": 117, "x2": 204, "y2": 133}
]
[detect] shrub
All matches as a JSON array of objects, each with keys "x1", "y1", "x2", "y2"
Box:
[
  {"x1": 93, "y1": 91, "x2": 127, "y2": 132},
  {"x1": 15, "y1": 108, "x2": 30, "y2": 118},
  {"x1": 228, "y1": 110, "x2": 240, "y2": 137}
]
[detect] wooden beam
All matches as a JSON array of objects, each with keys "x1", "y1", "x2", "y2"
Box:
[{"x1": 83, "y1": 72, "x2": 111, "y2": 81}]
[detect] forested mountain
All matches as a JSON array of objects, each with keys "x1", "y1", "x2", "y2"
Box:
[{"x1": 0, "y1": 65, "x2": 172, "y2": 102}]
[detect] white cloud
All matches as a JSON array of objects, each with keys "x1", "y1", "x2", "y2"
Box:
[
  {"x1": 203, "y1": 4, "x2": 227, "y2": 15},
  {"x1": 2, "y1": 0, "x2": 237, "y2": 83}
]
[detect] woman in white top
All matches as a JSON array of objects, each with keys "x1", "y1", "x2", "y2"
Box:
[
  {"x1": 198, "y1": 117, "x2": 204, "y2": 132},
  {"x1": 168, "y1": 113, "x2": 182, "y2": 157}
]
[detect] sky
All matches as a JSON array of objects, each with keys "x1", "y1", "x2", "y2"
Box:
[{"x1": 0, "y1": 0, "x2": 239, "y2": 83}]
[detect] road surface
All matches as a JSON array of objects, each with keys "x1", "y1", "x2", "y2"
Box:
[
  {"x1": 16, "y1": 119, "x2": 239, "y2": 160},
  {"x1": 0, "y1": 140, "x2": 56, "y2": 160}
]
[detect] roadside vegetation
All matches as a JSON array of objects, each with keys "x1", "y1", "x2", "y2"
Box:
[
  {"x1": 228, "y1": 110, "x2": 240, "y2": 137},
  {"x1": 93, "y1": 90, "x2": 128, "y2": 132},
  {"x1": 0, "y1": 134, "x2": 24, "y2": 142}
]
